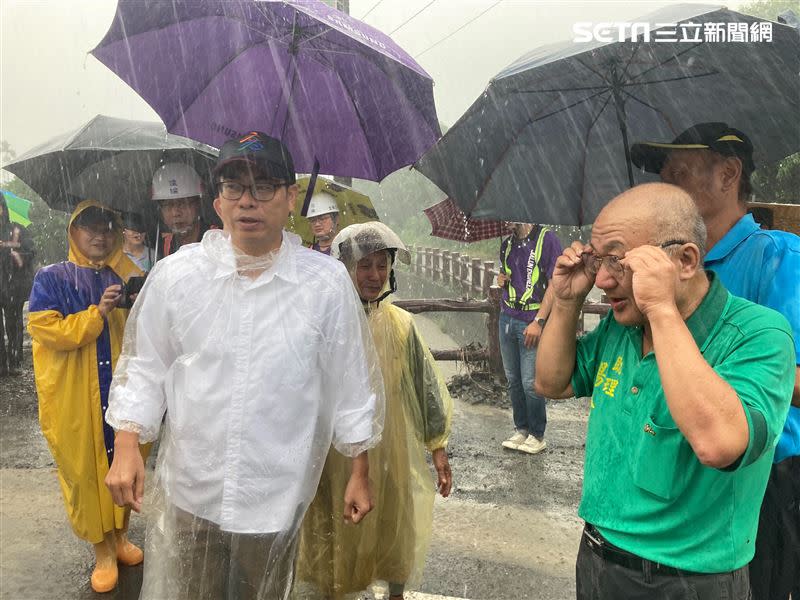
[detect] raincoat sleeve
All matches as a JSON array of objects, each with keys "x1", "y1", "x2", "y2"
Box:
[
  {"x1": 27, "y1": 269, "x2": 105, "y2": 351},
  {"x1": 106, "y1": 264, "x2": 175, "y2": 442},
  {"x1": 408, "y1": 321, "x2": 453, "y2": 451},
  {"x1": 322, "y1": 264, "x2": 384, "y2": 457}
]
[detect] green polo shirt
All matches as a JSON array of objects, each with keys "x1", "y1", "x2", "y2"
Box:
[{"x1": 572, "y1": 273, "x2": 795, "y2": 573}]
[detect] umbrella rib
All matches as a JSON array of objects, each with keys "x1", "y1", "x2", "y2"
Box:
[
  {"x1": 628, "y1": 41, "x2": 704, "y2": 83},
  {"x1": 579, "y1": 93, "x2": 614, "y2": 225},
  {"x1": 528, "y1": 89, "x2": 610, "y2": 124},
  {"x1": 619, "y1": 88, "x2": 680, "y2": 134},
  {"x1": 513, "y1": 85, "x2": 615, "y2": 93},
  {"x1": 62, "y1": 115, "x2": 104, "y2": 151},
  {"x1": 575, "y1": 57, "x2": 615, "y2": 88},
  {"x1": 251, "y1": 3, "x2": 295, "y2": 44},
  {"x1": 464, "y1": 88, "x2": 609, "y2": 215},
  {"x1": 623, "y1": 70, "x2": 720, "y2": 88},
  {"x1": 619, "y1": 42, "x2": 641, "y2": 85}
]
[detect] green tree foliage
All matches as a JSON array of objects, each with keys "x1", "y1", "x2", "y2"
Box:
[
  {"x1": 738, "y1": 0, "x2": 800, "y2": 20},
  {"x1": 2, "y1": 141, "x2": 70, "y2": 268},
  {"x1": 738, "y1": 0, "x2": 800, "y2": 204},
  {"x1": 752, "y1": 154, "x2": 800, "y2": 203}
]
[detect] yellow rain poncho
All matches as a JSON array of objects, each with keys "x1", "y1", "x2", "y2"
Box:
[
  {"x1": 296, "y1": 223, "x2": 453, "y2": 598},
  {"x1": 28, "y1": 200, "x2": 145, "y2": 543}
]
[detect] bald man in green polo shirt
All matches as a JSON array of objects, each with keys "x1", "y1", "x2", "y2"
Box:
[{"x1": 536, "y1": 183, "x2": 795, "y2": 599}]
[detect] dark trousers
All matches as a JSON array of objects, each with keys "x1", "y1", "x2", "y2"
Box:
[
  {"x1": 0, "y1": 300, "x2": 23, "y2": 372},
  {"x1": 749, "y1": 456, "x2": 800, "y2": 600},
  {"x1": 171, "y1": 509, "x2": 298, "y2": 600},
  {"x1": 576, "y1": 526, "x2": 751, "y2": 600}
]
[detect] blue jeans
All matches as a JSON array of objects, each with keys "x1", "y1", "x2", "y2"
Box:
[{"x1": 499, "y1": 312, "x2": 547, "y2": 439}]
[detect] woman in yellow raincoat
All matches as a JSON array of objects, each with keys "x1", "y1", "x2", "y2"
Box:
[
  {"x1": 28, "y1": 200, "x2": 147, "y2": 593},
  {"x1": 295, "y1": 222, "x2": 453, "y2": 600}
]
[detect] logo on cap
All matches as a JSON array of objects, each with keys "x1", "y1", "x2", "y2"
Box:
[{"x1": 238, "y1": 132, "x2": 264, "y2": 152}]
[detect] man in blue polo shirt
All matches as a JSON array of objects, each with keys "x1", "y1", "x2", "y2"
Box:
[
  {"x1": 632, "y1": 123, "x2": 800, "y2": 600},
  {"x1": 496, "y1": 221, "x2": 561, "y2": 455},
  {"x1": 536, "y1": 183, "x2": 794, "y2": 599}
]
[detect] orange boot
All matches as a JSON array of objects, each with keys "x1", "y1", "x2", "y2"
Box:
[
  {"x1": 115, "y1": 529, "x2": 144, "y2": 567},
  {"x1": 91, "y1": 534, "x2": 118, "y2": 593}
]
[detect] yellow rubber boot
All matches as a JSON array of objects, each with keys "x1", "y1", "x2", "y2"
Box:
[
  {"x1": 91, "y1": 533, "x2": 118, "y2": 593},
  {"x1": 115, "y1": 529, "x2": 144, "y2": 567}
]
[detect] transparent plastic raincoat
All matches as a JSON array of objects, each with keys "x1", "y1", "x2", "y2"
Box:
[
  {"x1": 295, "y1": 223, "x2": 453, "y2": 598},
  {"x1": 105, "y1": 229, "x2": 384, "y2": 600},
  {"x1": 28, "y1": 200, "x2": 145, "y2": 543}
]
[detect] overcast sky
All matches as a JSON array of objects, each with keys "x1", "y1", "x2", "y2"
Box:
[{"x1": 1, "y1": 0, "x2": 746, "y2": 158}]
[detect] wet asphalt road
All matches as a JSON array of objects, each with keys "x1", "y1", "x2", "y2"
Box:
[{"x1": 1, "y1": 316, "x2": 589, "y2": 600}]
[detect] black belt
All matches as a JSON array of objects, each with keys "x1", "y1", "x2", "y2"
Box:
[{"x1": 582, "y1": 524, "x2": 707, "y2": 578}]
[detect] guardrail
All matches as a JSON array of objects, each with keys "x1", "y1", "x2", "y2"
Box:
[{"x1": 397, "y1": 245, "x2": 611, "y2": 374}]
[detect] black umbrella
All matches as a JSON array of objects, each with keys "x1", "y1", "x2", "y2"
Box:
[
  {"x1": 415, "y1": 4, "x2": 800, "y2": 226},
  {"x1": 2, "y1": 115, "x2": 218, "y2": 215}
]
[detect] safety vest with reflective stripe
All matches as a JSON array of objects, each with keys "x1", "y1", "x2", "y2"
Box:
[{"x1": 500, "y1": 226, "x2": 549, "y2": 311}]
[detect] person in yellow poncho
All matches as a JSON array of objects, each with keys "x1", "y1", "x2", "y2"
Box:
[
  {"x1": 295, "y1": 222, "x2": 454, "y2": 600},
  {"x1": 28, "y1": 200, "x2": 148, "y2": 593}
]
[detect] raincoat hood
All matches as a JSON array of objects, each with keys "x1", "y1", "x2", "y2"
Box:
[
  {"x1": 331, "y1": 222, "x2": 410, "y2": 308},
  {"x1": 68, "y1": 200, "x2": 140, "y2": 281}
]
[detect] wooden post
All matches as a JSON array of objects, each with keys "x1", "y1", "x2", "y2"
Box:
[
  {"x1": 471, "y1": 258, "x2": 482, "y2": 296},
  {"x1": 424, "y1": 248, "x2": 433, "y2": 277},
  {"x1": 461, "y1": 255, "x2": 471, "y2": 297},
  {"x1": 451, "y1": 252, "x2": 461, "y2": 288},
  {"x1": 487, "y1": 286, "x2": 504, "y2": 375},
  {"x1": 442, "y1": 250, "x2": 451, "y2": 286},
  {"x1": 482, "y1": 260, "x2": 495, "y2": 298},
  {"x1": 415, "y1": 246, "x2": 423, "y2": 274}
]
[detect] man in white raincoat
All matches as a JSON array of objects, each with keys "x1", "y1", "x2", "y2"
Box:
[{"x1": 104, "y1": 131, "x2": 383, "y2": 600}]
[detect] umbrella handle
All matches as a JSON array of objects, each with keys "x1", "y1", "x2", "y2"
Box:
[{"x1": 300, "y1": 158, "x2": 321, "y2": 217}]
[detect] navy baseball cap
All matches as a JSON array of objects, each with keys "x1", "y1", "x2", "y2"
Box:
[
  {"x1": 214, "y1": 131, "x2": 296, "y2": 184},
  {"x1": 631, "y1": 123, "x2": 755, "y2": 175}
]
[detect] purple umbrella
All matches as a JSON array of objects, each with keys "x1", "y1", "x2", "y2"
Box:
[{"x1": 91, "y1": 0, "x2": 441, "y2": 182}]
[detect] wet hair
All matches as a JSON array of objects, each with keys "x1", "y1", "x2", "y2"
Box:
[{"x1": 122, "y1": 212, "x2": 146, "y2": 232}]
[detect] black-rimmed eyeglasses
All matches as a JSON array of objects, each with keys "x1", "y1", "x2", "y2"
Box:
[{"x1": 218, "y1": 180, "x2": 286, "y2": 202}]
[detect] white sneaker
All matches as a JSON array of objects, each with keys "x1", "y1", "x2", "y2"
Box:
[
  {"x1": 518, "y1": 435, "x2": 547, "y2": 455},
  {"x1": 501, "y1": 431, "x2": 528, "y2": 450}
]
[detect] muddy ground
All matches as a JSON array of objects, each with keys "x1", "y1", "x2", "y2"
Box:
[{"x1": 1, "y1": 314, "x2": 589, "y2": 600}]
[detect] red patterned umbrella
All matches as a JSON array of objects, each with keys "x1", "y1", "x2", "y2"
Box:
[{"x1": 423, "y1": 198, "x2": 504, "y2": 242}]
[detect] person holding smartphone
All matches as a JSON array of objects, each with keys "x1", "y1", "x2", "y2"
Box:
[{"x1": 27, "y1": 201, "x2": 147, "y2": 593}]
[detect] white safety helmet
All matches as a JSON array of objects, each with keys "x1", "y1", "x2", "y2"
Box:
[
  {"x1": 151, "y1": 163, "x2": 203, "y2": 201},
  {"x1": 306, "y1": 192, "x2": 339, "y2": 218}
]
